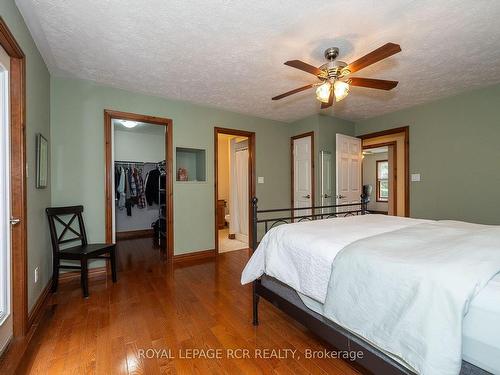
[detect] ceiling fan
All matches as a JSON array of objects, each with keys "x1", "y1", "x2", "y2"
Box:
[{"x1": 272, "y1": 43, "x2": 401, "y2": 109}]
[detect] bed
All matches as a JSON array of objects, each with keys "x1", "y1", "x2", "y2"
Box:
[{"x1": 242, "y1": 198, "x2": 500, "y2": 375}]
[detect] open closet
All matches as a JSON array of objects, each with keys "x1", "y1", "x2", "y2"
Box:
[
  {"x1": 114, "y1": 160, "x2": 167, "y2": 246},
  {"x1": 105, "y1": 113, "x2": 172, "y2": 257}
]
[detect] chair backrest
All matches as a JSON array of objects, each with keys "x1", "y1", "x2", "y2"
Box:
[{"x1": 46, "y1": 206, "x2": 88, "y2": 254}]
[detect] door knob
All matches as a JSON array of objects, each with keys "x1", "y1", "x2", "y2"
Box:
[
  {"x1": 323, "y1": 194, "x2": 331, "y2": 198},
  {"x1": 336, "y1": 194, "x2": 346, "y2": 199},
  {"x1": 10, "y1": 217, "x2": 21, "y2": 225},
  {"x1": 303, "y1": 194, "x2": 311, "y2": 199}
]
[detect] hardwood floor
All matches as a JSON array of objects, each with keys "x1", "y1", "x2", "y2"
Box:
[{"x1": 14, "y1": 238, "x2": 361, "y2": 375}]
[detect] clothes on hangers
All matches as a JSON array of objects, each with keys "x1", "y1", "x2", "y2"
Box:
[
  {"x1": 145, "y1": 168, "x2": 161, "y2": 206},
  {"x1": 114, "y1": 163, "x2": 143, "y2": 215},
  {"x1": 117, "y1": 167, "x2": 125, "y2": 209}
]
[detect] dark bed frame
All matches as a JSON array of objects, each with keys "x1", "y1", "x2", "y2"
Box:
[{"x1": 250, "y1": 197, "x2": 489, "y2": 375}]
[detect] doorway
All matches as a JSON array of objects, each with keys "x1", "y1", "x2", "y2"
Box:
[
  {"x1": 359, "y1": 127, "x2": 409, "y2": 217},
  {"x1": 214, "y1": 128, "x2": 255, "y2": 254},
  {"x1": 291, "y1": 132, "x2": 314, "y2": 216},
  {"x1": 362, "y1": 144, "x2": 397, "y2": 215},
  {"x1": 104, "y1": 110, "x2": 173, "y2": 259},
  {"x1": 0, "y1": 18, "x2": 27, "y2": 352}
]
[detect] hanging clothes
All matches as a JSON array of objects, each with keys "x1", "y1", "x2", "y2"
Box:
[
  {"x1": 117, "y1": 167, "x2": 125, "y2": 209},
  {"x1": 145, "y1": 168, "x2": 161, "y2": 206},
  {"x1": 137, "y1": 172, "x2": 146, "y2": 208}
]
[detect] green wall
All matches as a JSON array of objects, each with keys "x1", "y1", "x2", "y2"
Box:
[
  {"x1": 50, "y1": 77, "x2": 291, "y2": 255},
  {"x1": 289, "y1": 114, "x2": 354, "y2": 205},
  {"x1": 355, "y1": 84, "x2": 500, "y2": 224},
  {"x1": 0, "y1": 2, "x2": 51, "y2": 309}
]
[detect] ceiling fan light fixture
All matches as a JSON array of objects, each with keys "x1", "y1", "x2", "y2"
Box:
[
  {"x1": 315, "y1": 81, "x2": 332, "y2": 103},
  {"x1": 334, "y1": 80, "x2": 349, "y2": 102}
]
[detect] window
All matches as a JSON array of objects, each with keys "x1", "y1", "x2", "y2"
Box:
[{"x1": 376, "y1": 160, "x2": 389, "y2": 202}]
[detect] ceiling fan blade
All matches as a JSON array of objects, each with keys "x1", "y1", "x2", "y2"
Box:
[
  {"x1": 345, "y1": 43, "x2": 401, "y2": 74},
  {"x1": 284, "y1": 60, "x2": 323, "y2": 77},
  {"x1": 349, "y1": 77, "x2": 399, "y2": 90},
  {"x1": 272, "y1": 84, "x2": 315, "y2": 100},
  {"x1": 321, "y1": 88, "x2": 333, "y2": 109}
]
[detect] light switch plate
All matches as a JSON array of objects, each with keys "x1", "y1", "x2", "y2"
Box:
[
  {"x1": 258, "y1": 177, "x2": 264, "y2": 184},
  {"x1": 411, "y1": 173, "x2": 421, "y2": 182}
]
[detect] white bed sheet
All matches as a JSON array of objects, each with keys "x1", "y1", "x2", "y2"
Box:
[
  {"x1": 297, "y1": 272, "x2": 500, "y2": 375},
  {"x1": 462, "y1": 273, "x2": 500, "y2": 374}
]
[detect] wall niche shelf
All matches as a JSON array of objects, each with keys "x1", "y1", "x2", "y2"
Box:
[{"x1": 175, "y1": 147, "x2": 206, "y2": 182}]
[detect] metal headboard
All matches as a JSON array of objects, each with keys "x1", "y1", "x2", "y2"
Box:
[{"x1": 251, "y1": 197, "x2": 368, "y2": 252}]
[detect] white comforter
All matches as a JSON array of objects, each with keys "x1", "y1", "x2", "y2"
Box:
[
  {"x1": 325, "y1": 221, "x2": 500, "y2": 375},
  {"x1": 241, "y1": 214, "x2": 429, "y2": 303},
  {"x1": 241, "y1": 215, "x2": 500, "y2": 374}
]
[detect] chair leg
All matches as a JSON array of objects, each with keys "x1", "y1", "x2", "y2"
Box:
[
  {"x1": 51, "y1": 256, "x2": 59, "y2": 293},
  {"x1": 80, "y1": 258, "x2": 89, "y2": 298},
  {"x1": 110, "y1": 247, "x2": 117, "y2": 283}
]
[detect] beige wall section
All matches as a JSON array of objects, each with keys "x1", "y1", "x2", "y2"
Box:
[
  {"x1": 362, "y1": 152, "x2": 389, "y2": 212},
  {"x1": 1, "y1": 0, "x2": 52, "y2": 310},
  {"x1": 362, "y1": 133, "x2": 406, "y2": 216},
  {"x1": 217, "y1": 135, "x2": 230, "y2": 203},
  {"x1": 50, "y1": 77, "x2": 290, "y2": 256}
]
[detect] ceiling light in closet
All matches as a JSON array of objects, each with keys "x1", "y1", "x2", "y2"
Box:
[{"x1": 121, "y1": 120, "x2": 138, "y2": 128}]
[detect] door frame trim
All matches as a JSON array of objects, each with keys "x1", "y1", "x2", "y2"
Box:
[
  {"x1": 104, "y1": 110, "x2": 174, "y2": 259},
  {"x1": 358, "y1": 126, "x2": 409, "y2": 217},
  {"x1": 0, "y1": 17, "x2": 28, "y2": 339},
  {"x1": 291, "y1": 131, "x2": 315, "y2": 209},
  {"x1": 214, "y1": 127, "x2": 255, "y2": 254}
]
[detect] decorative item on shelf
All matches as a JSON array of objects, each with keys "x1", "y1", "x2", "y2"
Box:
[
  {"x1": 177, "y1": 167, "x2": 188, "y2": 181},
  {"x1": 36, "y1": 133, "x2": 48, "y2": 188}
]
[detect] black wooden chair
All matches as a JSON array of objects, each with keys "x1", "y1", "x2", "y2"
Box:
[{"x1": 46, "y1": 206, "x2": 117, "y2": 297}]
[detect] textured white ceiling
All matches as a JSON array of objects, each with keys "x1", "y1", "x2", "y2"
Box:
[{"x1": 16, "y1": 0, "x2": 500, "y2": 122}]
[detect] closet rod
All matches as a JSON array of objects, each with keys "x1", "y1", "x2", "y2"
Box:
[{"x1": 114, "y1": 160, "x2": 160, "y2": 165}]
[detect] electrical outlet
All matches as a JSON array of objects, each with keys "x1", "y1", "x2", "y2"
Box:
[
  {"x1": 411, "y1": 173, "x2": 421, "y2": 182},
  {"x1": 34, "y1": 267, "x2": 39, "y2": 283},
  {"x1": 258, "y1": 176, "x2": 264, "y2": 184}
]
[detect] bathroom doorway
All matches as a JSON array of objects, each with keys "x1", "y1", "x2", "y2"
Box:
[{"x1": 214, "y1": 128, "x2": 255, "y2": 254}]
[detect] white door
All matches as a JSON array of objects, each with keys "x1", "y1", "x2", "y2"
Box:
[
  {"x1": 336, "y1": 134, "x2": 362, "y2": 214},
  {"x1": 0, "y1": 45, "x2": 12, "y2": 354},
  {"x1": 320, "y1": 151, "x2": 333, "y2": 212},
  {"x1": 293, "y1": 135, "x2": 313, "y2": 217}
]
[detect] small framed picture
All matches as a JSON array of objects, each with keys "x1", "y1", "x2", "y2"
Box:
[{"x1": 36, "y1": 133, "x2": 48, "y2": 188}]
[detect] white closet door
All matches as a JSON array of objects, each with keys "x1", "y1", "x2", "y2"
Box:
[
  {"x1": 293, "y1": 135, "x2": 313, "y2": 216},
  {"x1": 335, "y1": 134, "x2": 362, "y2": 213},
  {"x1": 320, "y1": 151, "x2": 333, "y2": 212}
]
